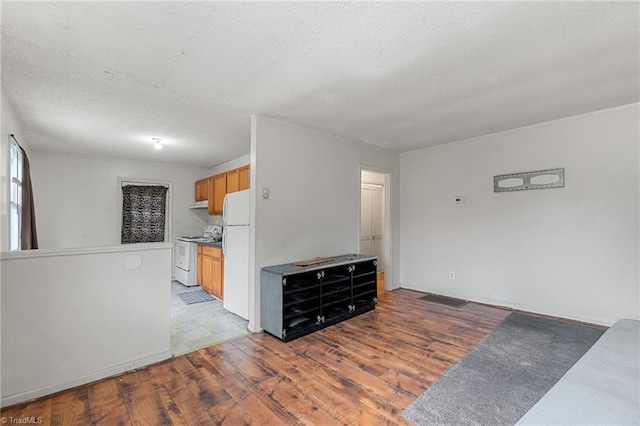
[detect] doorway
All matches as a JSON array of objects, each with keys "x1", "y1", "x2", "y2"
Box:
[{"x1": 360, "y1": 169, "x2": 389, "y2": 293}]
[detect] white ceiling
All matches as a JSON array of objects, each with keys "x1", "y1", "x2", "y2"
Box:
[{"x1": 1, "y1": 2, "x2": 638, "y2": 168}]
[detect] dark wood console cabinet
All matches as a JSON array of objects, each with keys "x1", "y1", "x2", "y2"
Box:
[{"x1": 260, "y1": 254, "x2": 378, "y2": 341}]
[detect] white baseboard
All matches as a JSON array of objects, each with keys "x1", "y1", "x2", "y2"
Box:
[
  {"x1": 399, "y1": 284, "x2": 613, "y2": 327},
  {"x1": 247, "y1": 321, "x2": 262, "y2": 333},
  {"x1": 1, "y1": 350, "x2": 172, "y2": 407}
]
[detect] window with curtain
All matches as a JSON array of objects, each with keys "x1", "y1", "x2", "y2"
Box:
[
  {"x1": 121, "y1": 185, "x2": 169, "y2": 244},
  {"x1": 10, "y1": 140, "x2": 23, "y2": 250},
  {"x1": 8, "y1": 135, "x2": 38, "y2": 250}
]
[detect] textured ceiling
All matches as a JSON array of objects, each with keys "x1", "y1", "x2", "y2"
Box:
[{"x1": 1, "y1": 2, "x2": 638, "y2": 168}]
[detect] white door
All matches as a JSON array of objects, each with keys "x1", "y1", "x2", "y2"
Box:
[
  {"x1": 360, "y1": 184, "x2": 384, "y2": 272},
  {"x1": 360, "y1": 186, "x2": 372, "y2": 254}
]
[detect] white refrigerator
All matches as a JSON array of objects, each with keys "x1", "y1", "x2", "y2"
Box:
[{"x1": 222, "y1": 189, "x2": 250, "y2": 319}]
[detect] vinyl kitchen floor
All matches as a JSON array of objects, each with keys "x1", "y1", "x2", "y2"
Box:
[{"x1": 171, "y1": 281, "x2": 250, "y2": 356}]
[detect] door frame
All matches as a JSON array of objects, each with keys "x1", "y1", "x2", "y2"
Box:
[
  {"x1": 359, "y1": 166, "x2": 392, "y2": 290},
  {"x1": 360, "y1": 183, "x2": 384, "y2": 272}
]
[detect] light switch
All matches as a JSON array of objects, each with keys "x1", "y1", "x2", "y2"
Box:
[{"x1": 262, "y1": 188, "x2": 270, "y2": 199}]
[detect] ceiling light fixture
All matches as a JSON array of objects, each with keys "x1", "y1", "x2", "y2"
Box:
[{"x1": 152, "y1": 137, "x2": 162, "y2": 150}]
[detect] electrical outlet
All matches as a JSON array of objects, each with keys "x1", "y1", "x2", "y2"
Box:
[
  {"x1": 449, "y1": 271, "x2": 455, "y2": 280},
  {"x1": 261, "y1": 188, "x2": 269, "y2": 199}
]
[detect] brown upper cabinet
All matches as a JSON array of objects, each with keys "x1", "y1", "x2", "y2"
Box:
[
  {"x1": 195, "y1": 178, "x2": 209, "y2": 202},
  {"x1": 226, "y1": 168, "x2": 239, "y2": 193},
  {"x1": 209, "y1": 173, "x2": 227, "y2": 215},
  {"x1": 198, "y1": 164, "x2": 250, "y2": 215},
  {"x1": 238, "y1": 165, "x2": 250, "y2": 191},
  {"x1": 227, "y1": 165, "x2": 250, "y2": 194}
]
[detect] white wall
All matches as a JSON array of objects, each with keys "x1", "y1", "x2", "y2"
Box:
[
  {"x1": 250, "y1": 116, "x2": 401, "y2": 331},
  {"x1": 210, "y1": 153, "x2": 250, "y2": 176},
  {"x1": 400, "y1": 103, "x2": 640, "y2": 325},
  {"x1": 1, "y1": 243, "x2": 173, "y2": 406},
  {"x1": 0, "y1": 90, "x2": 32, "y2": 252},
  {"x1": 29, "y1": 151, "x2": 210, "y2": 249}
]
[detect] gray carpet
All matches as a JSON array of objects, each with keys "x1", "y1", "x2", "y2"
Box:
[
  {"x1": 402, "y1": 312, "x2": 606, "y2": 426},
  {"x1": 177, "y1": 288, "x2": 216, "y2": 305}
]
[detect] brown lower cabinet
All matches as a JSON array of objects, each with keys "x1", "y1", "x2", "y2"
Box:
[
  {"x1": 197, "y1": 245, "x2": 224, "y2": 299},
  {"x1": 197, "y1": 245, "x2": 203, "y2": 285}
]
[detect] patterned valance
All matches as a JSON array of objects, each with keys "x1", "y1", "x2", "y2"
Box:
[{"x1": 121, "y1": 185, "x2": 168, "y2": 244}]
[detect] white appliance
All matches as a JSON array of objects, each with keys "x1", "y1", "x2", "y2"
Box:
[
  {"x1": 222, "y1": 189, "x2": 250, "y2": 319},
  {"x1": 174, "y1": 225, "x2": 223, "y2": 287},
  {"x1": 189, "y1": 200, "x2": 208, "y2": 209},
  {"x1": 175, "y1": 237, "x2": 199, "y2": 286}
]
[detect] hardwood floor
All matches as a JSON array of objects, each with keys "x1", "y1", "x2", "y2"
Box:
[
  {"x1": 1, "y1": 289, "x2": 509, "y2": 425},
  {"x1": 377, "y1": 272, "x2": 385, "y2": 294}
]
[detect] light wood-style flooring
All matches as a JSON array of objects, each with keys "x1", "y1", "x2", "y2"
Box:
[
  {"x1": 377, "y1": 272, "x2": 385, "y2": 294},
  {"x1": 1, "y1": 289, "x2": 509, "y2": 425}
]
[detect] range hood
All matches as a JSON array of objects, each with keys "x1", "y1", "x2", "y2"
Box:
[{"x1": 189, "y1": 200, "x2": 208, "y2": 209}]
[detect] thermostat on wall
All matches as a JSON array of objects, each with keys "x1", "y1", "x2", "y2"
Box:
[{"x1": 454, "y1": 196, "x2": 465, "y2": 204}]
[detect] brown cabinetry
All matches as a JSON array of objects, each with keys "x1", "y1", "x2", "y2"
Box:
[
  {"x1": 226, "y1": 168, "x2": 239, "y2": 193},
  {"x1": 202, "y1": 252, "x2": 213, "y2": 292},
  {"x1": 211, "y1": 254, "x2": 224, "y2": 299},
  {"x1": 209, "y1": 174, "x2": 227, "y2": 215},
  {"x1": 198, "y1": 245, "x2": 224, "y2": 299},
  {"x1": 197, "y1": 245, "x2": 203, "y2": 285},
  {"x1": 195, "y1": 178, "x2": 209, "y2": 202},
  {"x1": 224, "y1": 164, "x2": 250, "y2": 195},
  {"x1": 197, "y1": 164, "x2": 250, "y2": 215},
  {"x1": 238, "y1": 165, "x2": 250, "y2": 191}
]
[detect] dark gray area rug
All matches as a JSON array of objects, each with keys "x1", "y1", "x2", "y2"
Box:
[
  {"x1": 177, "y1": 288, "x2": 216, "y2": 305},
  {"x1": 418, "y1": 294, "x2": 468, "y2": 308},
  {"x1": 402, "y1": 312, "x2": 605, "y2": 426}
]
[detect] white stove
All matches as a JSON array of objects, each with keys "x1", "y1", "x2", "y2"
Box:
[
  {"x1": 174, "y1": 226, "x2": 223, "y2": 286},
  {"x1": 174, "y1": 238, "x2": 198, "y2": 286},
  {"x1": 177, "y1": 236, "x2": 209, "y2": 243}
]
